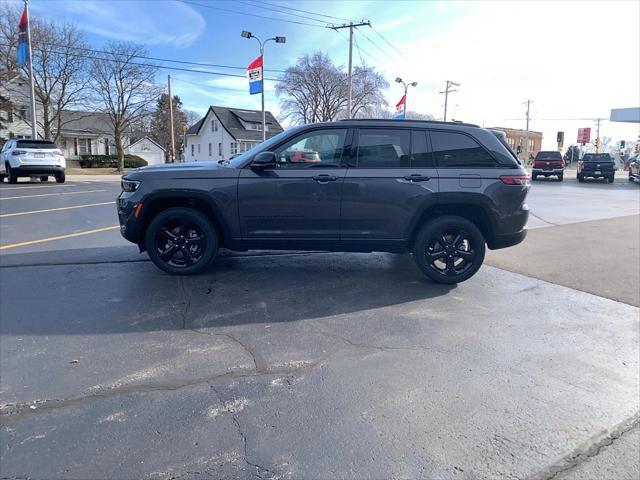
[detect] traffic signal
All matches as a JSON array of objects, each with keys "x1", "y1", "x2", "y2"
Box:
[
  {"x1": 620, "y1": 140, "x2": 626, "y2": 150},
  {"x1": 557, "y1": 131, "x2": 564, "y2": 143},
  {"x1": 595, "y1": 138, "x2": 600, "y2": 149}
]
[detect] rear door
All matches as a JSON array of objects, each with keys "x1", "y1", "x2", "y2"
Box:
[{"x1": 340, "y1": 128, "x2": 439, "y2": 244}]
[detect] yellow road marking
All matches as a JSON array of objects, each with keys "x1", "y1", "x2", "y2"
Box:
[
  {"x1": 0, "y1": 183, "x2": 77, "y2": 190},
  {"x1": 0, "y1": 201, "x2": 114, "y2": 218},
  {"x1": 0, "y1": 189, "x2": 107, "y2": 200},
  {"x1": 0, "y1": 225, "x2": 120, "y2": 251}
]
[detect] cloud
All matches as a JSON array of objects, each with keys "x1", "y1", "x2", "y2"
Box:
[{"x1": 32, "y1": 0, "x2": 205, "y2": 47}]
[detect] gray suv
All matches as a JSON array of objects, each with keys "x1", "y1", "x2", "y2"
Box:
[{"x1": 117, "y1": 120, "x2": 530, "y2": 284}]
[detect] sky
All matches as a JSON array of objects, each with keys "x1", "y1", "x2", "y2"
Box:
[{"x1": 10, "y1": 0, "x2": 640, "y2": 149}]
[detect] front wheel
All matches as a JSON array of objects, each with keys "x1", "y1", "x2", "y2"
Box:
[
  {"x1": 145, "y1": 207, "x2": 218, "y2": 275},
  {"x1": 413, "y1": 215, "x2": 486, "y2": 284}
]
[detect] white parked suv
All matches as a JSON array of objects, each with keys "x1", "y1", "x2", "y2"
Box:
[{"x1": 0, "y1": 139, "x2": 66, "y2": 183}]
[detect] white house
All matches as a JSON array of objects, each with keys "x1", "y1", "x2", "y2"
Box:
[
  {"x1": 0, "y1": 72, "x2": 43, "y2": 141},
  {"x1": 126, "y1": 136, "x2": 165, "y2": 165},
  {"x1": 185, "y1": 106, "x2": 284, "y2": 162}
]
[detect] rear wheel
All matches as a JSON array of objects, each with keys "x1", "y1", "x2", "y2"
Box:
[
  {"x1": 55, "y1": 171, "x2": 66, "y2": 183},
  {"x1": 531, "y1": 173, "x2": 537, "y2": 181},
  {"x1": 413, "y1": 215, "x2": 486, "y2": 285},
  {"x1": 145, "y1": 207, "x2": 218, "y2": 275},
  {"x1": 577, "y1": 173, "x2": 584, "y2": 183},
  {"x1": 608, "y1": 174, "x2": 615, "y2": 183},
  {"x1": 7, "y1": 164, "x2": 17, "y2": 184},
  {"x1": 558, "y1": 174, "x2": 563, "y2": 182}
]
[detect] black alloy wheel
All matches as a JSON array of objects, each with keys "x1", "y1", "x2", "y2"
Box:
[
  {"x1": 413, "y1": 215, "x2": 486, "y2": 284},
  {"x1": 145, "y1": 207, "x2": 218, "y2": 275}
]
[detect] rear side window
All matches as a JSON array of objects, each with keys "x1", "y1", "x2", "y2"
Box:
[
  {"x1": 411, "y1": 130, "x2": 433, "y2": 167},
  {"x1": 430, "y1": 131, "x2": 497, "y2": 168},
  {"x1": 357, "y1": 129, "x2": 410, "y2": 168},
  {"x1": 535, "y1": 151, "x2": 562, "y2": 160},
  {"x1": 583, "y1": 153, "x2": 612, "y2": 162},
  {"x1": 16, "y1": 140, "x2": 57, "y2": 149}
]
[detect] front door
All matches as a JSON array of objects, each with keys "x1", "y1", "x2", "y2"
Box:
[
  {"x1": 238, "y1": 128, "x2": 349, "y2": 240},
  {"x1": 341, "y1": 128, "x2": 439, "y2": 243}
]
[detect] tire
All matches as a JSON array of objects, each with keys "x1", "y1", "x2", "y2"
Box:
[
  {"x1": 413, "y1": 215, "x2": 486, "y2": 285},
  {"x1": 55, "y1": 171, "x2": 66, "y2": 183},
  {"x1": 531, "y1": 173, "x2": 537, "y2": 181},
  {"x1": 608, "y1": 174, "x2": 615, "y2": 184},
  {"x1": 145, "y1": 207, "x2": 218, "y2": 275},
  {"x1": 577, "y1": 173, "x2": 584, "y2": 183},
  {"x1": 558, "y1": 174, "x2": 563, "y2": 182},
  {"x1": 40, "y1": 176, "x2": 49, "y2": 182},
  {"x1": 7, "y1": 164, "x2": 17, "y2": 184}
]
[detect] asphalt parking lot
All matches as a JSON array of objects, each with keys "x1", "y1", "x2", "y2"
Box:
[{"x1": 1, "y1": 173, "x2": 639, "y2": 479}]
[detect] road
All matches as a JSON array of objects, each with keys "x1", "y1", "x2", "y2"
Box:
[{"x1": 1, "y1": 174, "x2": 639, "y2": 479}]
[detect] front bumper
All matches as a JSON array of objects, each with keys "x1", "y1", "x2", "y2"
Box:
[
  {"x1": 117, "y1": 194, "x2": 142, "y2": 244},
  {"x1": 532, "y1": 168, "x2": 563, "y2": 175}
]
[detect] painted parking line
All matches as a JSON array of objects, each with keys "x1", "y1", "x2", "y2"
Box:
[
  {"x1": 0, "y1": 183, "x2": 78, "y2": 190},
  {"x1": 0, "y1": 189, "x2": 107, "y2": 200},
  {"x1": 0, "y1": 201, "x2": 114, "y2": 218},
  {"x1": 0, "y1": 225, "x2": 120, "y2": 251}
]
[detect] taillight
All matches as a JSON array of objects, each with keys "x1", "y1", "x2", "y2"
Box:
[
  {"x1": 11, "y1": 150, "x2": 27, "y2": 155},
  {"x1": 500, "y1": 175, "x2": 530, "y2": 186},
  {"x1": 53, "y1": 150, "x2": 64, "y2": 156}
]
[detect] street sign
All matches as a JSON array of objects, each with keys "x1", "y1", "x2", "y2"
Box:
[{"x1": 577, "y1": 127, "x2": 591, "y2": 145}]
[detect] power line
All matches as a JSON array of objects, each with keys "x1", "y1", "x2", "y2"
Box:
[
  {"x1": 181, "y1": 0, "x2": 329, "y2": 28},
  {"x1": 369, "y1": 25, "x2": 408, "y2": 61},
  {"x1": 354, "y1": 27, "x2": 396, "y2": 62},
  {"x1": 333, "y1": 28, "x2": 381, "y2": 65},
  {"x1": 255, "y1": 0, "x2": 354, "y2": 22},
  {"x1": 233, "y1": 0, "x2": 332, "y2": 26}
]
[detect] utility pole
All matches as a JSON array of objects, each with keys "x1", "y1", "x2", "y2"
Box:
[
  {"x1": 331, "y1": 21, "x2": 371, "y2": 119},
  {"x1": 167, "y1": 75, "x2": 176, "y2": 163},
  {"x1": 595, "y1": 117, "x2": 601, "y2": 153},
  {"x1": 523, "y1": 99, "x2": 533, "y2": 162},
  {"x1": 439, "y1": 80, "x2": 459, "y2": 122}
]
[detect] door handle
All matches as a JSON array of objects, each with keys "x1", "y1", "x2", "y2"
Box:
[
  {"x1": 312, "y1": 174, "x2": 338, "y2": 183},
  {"x1": 403, "y1": 174, "x2": 431, "y2": 182}
]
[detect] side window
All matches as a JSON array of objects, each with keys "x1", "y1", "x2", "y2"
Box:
[
  {"x1": 357, "y1": 129, "x2": 410, "y2": 168},
  {"x1": 430, "y1": 131, "x2": 497, "y2": 168},
  {"x1": 274, "y1": 128, "x2": 347, "y2": 169},
  {"x1": 411, "y1": 130, "x2": 433, "y2": 167}
]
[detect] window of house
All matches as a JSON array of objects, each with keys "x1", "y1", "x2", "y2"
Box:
[
  {"x1": 208, "y1": 143, "x2": 212, "y2": 156},
  {"x1": 218, "y1": 142, "x2": 223, "y2": 157},
  {"x1": 7, "y1": 110, "x2": 13, "y2": 123},
  {"x1": 197, "y1": 144, "x2": 200, "y2": 154},
  {"x1": 357, "y1": 129, "x2": 411, "y2": 168},
  {"x1": 529, "y1": 139, "x2": 535, "y2": 152},
  {"x1": 191, "y1": 144, "x2": 194, "y2": 156},
  {"x1": 87, "y1": 139, "x2": 92, "y2": 155},
  {"x1": 104, "y1": 138, "x2": 110, "y2": 155},
  {"x1": 17, "y1": 106, "x2": 27, "y2": 120},
  {"x1": 79, "y1": 138, "x2": 88, "y2": 154},
  {"x1": 211, "y1": 120, "x2": 215, "y2": 132},
  {"x1": 274, "y1": 128, "x2": 347, "y2": 168},
  {"x1": 430, "y1": 131, "x2": 497, "y2": 168},
  {"x1": 230, "y1": 142, "x2": 238, "y2": 155}
]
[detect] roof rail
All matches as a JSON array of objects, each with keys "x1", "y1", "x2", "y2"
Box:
[{"x1": 338, "y1": 118, "x2": 480, "y2": 128}]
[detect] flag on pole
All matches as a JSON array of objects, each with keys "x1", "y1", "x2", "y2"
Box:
[
  {"x1": 17, "y1": 6, "x2": 29, "y2": 65},
  {"x1": 247, "y1": 55, "x2": 263, "y2": 95},
  {"x1": 394, "y1": 95, "x2": 406, "y2": 120}
]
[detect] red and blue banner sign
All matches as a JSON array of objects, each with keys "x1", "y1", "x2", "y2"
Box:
[
  {"x1": 17, "y1": 6, "x2": 29, "y2": 66},
  {"x1": 247, "y1": 55, "x2": 263, "y2": 95},
  {"x1": 394, "y1": 95, "x2": 406, "y2": 120}
]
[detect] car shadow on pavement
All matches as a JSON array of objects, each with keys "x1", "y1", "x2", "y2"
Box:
[{"x1": 0, "y1": 248, "x2": 456, "y2": 336}]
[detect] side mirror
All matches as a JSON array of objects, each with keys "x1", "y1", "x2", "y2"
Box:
[{"x1": 250, "y1": 151, "x2": 277, "y2": 169}]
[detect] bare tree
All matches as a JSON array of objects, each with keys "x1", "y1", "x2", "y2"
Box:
[
  {"x1": 276, "y1": 51, "x2": 387, "y2": 124},
  {"x1": 1, "y1": 4, "x2": 92, "y2": 141},
  {"x1": 91, "y1": 42, "x2": 160, "y2": 171}
]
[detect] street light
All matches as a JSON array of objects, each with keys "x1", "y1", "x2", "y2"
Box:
[
  {"x1": 241, "y1": 30, "x2": 286, "y2": 141},
  {"x1": 395, "y1": 77, "x2": 418, "y2": 118}
]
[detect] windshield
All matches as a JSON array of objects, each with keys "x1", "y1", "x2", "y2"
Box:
[{"x1": 226, "y1": 127, "x2": 302, "y2": 168}]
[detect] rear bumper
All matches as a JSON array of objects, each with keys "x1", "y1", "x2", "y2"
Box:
[
  {"x1": 532, "y1": 168, "x2": 563, "y2": 175},
  {"x1": 580, "y1": 171, "x2": 614, "y2": 178},
  {"x1": 9, "y1": 165, "x2": 65, "y2": 176}
]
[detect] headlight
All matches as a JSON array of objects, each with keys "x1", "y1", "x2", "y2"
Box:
[{"x1": 121, "y1": 179, "x2": 140, "y2": 192}]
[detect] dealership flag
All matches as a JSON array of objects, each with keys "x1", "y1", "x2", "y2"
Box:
[
  {"x1": 394, "y1": 95, "x2": 406, "y2": 119},
  {"x1": 247, "y1": 55, "x2": 263, "y2": 95},
  {"x1": 17, "y1": 6, "x2": 29, "y2": 65}
]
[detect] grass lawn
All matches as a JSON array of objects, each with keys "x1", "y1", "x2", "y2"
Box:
[{"x1": 66, "y1": 168, "x2": 130, "y2": 175}]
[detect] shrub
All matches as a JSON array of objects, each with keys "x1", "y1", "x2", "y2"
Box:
[{"x1": 78, "y1": 154, "x2": 148, "y2": 169}]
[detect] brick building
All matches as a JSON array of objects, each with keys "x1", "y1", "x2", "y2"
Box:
[{"x1": 490, "y1": 126, "x2": 543, "y2": 161}]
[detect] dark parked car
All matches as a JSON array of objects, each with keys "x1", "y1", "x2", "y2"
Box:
[
  {"x1": 532, "y1": 150, "x2": 564, "y2": 181},
  {"x1": 628, "y1": 156, "x2": 639, "y2": 183},
  {"x1": 117, "y1": 120, "x2": 530, "y2": 284},
  {"x1": 577, "y1": 153, "x2": 616, "y2": 183}
]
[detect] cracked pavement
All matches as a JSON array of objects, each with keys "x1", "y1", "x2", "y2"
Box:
[{"x1": 1, "y1": 179, "x2": 639, "y2": 479}]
